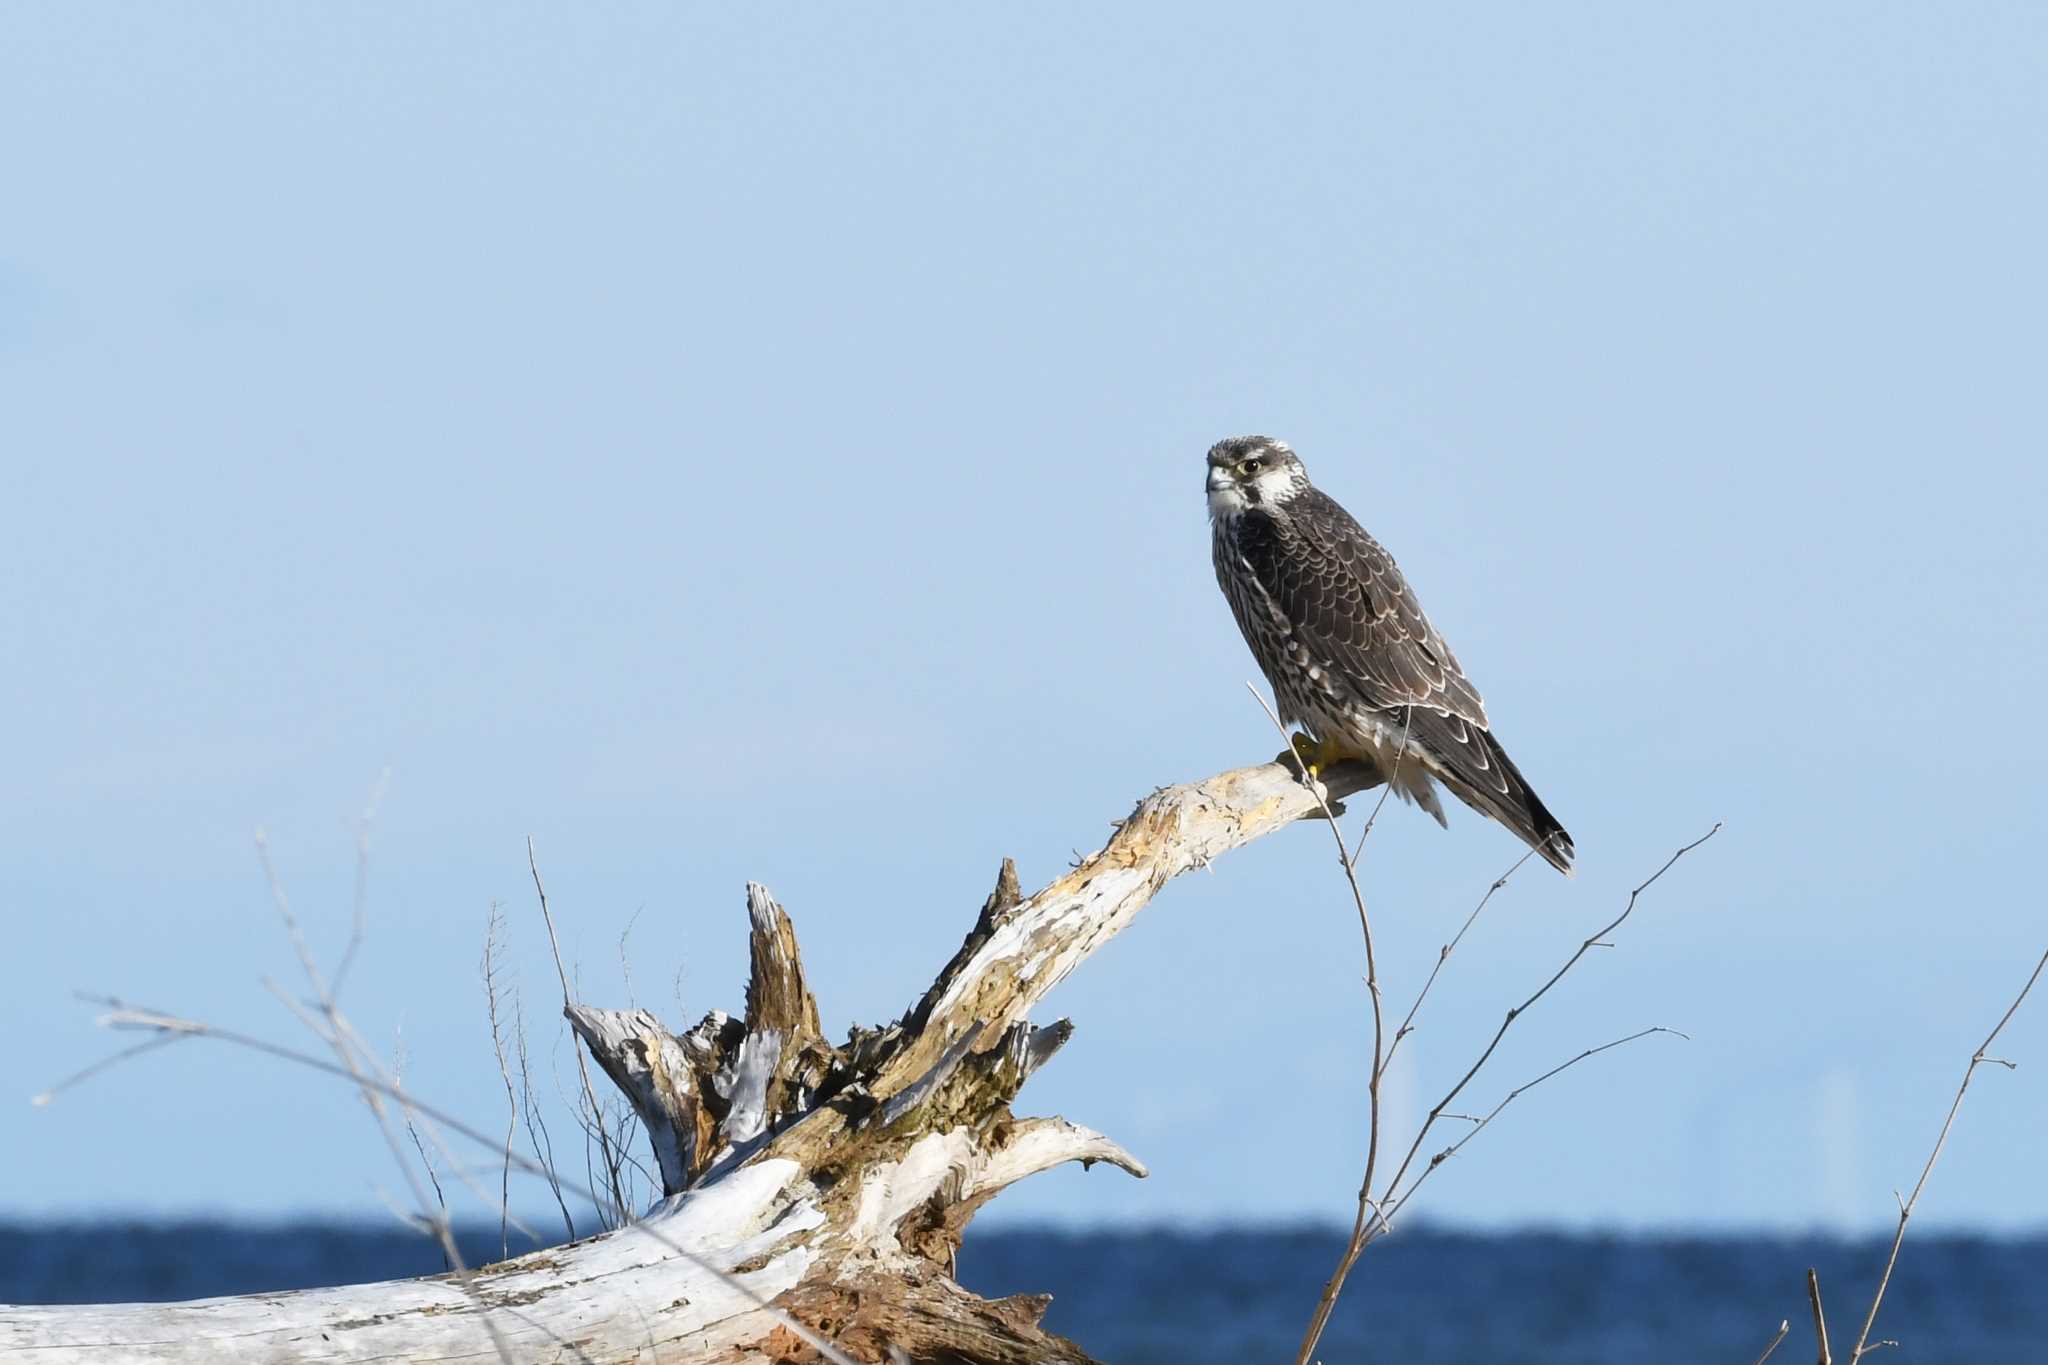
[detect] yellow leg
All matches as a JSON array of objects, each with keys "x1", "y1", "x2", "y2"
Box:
[{"x1": 1288, "y1": 732, "x2": 1344, "y2": 779}]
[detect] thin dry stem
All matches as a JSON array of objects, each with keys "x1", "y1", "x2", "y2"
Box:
[
  {"x1": 528, "y1": 836, "x2": 630, "y2": 1228},
  {"x1": 1383, "y1": 1026, "x2": 1685, "y2": 1219},
  {"x1": 1808, "y1": 1268, "x2": 1832, "y2": 1365},
  {"x1": 1375, "y1": 826, "x2": 1720, "y2": 1219},
  {"x1": 254, "y1": 834, "x2": 516, "y2": 1365},
  {"x1": 1245, "y1": 686, "x2": 1387, "y2": 1365},
  {"x1": 1754, "y1": 1318, "x2": 1791, "y2": 1365},
  {"x1": 320, "y1": 1003, "x2": 539, "y2": 1249},
  {"x1": 1384, "y1": 846, "x2": 1538, "y2": 1073},
  {"x1": 515, "y1": 995, "x2": 577, "y2": 1242},
  {"x1": 1298, "y1": 788, "x2": 1716, "y2": 1360},
  {"x1": 484, "y1": 901, "x2": 518, "y2": 1261},
  {"x1": 1844, "y1": 943, "x2": 2048, "y2": 1362},
  {"x1": 1249, "y1": 682, "x2": 1718, "y2": 1364},
  {"x1": 58, "y1": 828, "x2": 850, "y2": 1360},
  {"x1": 32, "y1": 1032, "x2": 189, "y2": 1107},
  {"x1": 394, "y1": 1035, "x2": 453, "y2": 1269},
  {"x1": 69, "y1": 994, "x2": 857, "y2": 1365},
  {"x1": 619, "y1": 906, "x2": 643, "y2": 1009},
  {"x1": 331, "y1": 767, "x2": 390, "y2": 999}
]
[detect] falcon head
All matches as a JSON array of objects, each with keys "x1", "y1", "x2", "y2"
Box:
[{"x1": 1206, "y1": 435, "x2": 1308, "y2": 520}]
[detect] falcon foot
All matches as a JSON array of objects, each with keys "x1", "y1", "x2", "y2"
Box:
[
  {"x1": 1275, "y1": 735, "x2": 1365, "y2": 817},
  {"x1": 1281, "y1": 732, "x2": 1348, "y2": 780}
]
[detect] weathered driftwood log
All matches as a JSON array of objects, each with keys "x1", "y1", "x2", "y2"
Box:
[{"x1": 2, "y1": 758, "x2": 1378, "y2": 1364}]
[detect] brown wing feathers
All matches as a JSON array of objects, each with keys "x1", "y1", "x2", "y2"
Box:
[{"x1": 1233, "y1": 486, "x2": 1575, "y2": 874}]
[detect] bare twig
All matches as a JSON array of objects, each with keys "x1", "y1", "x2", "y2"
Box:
[
  {"x1": 558, "y1": 1030, "x2": 647, "y2": 1230},
  {"x1": 1754, "y1": 1318, "x2": 1791, "y2": 1365},
  {"x1": 1290, "y1": 761, "x2": 1718, "y2": 1365},
  {"x1": 1808, "y1": 1268, "x2": 1833, "y2": 1365},
  {"x1": 484, "y1": 902, "x2": 517, "y2": 1261},
  {"x1": 332, "y1": 766, "x2": 391, "y2": 999},
  {"x1": 619, "y1": 906, "x2": 643, "y2": 1009},
  {"x1": 253, "y1": 835, "x2": 516, "y2": 1365},
  {"x1": 326, "y1": 1007, "x2": 539, "y2": 1250},
  {"x1": 515, "y1": 998, "x2": 576, "y2": 1242},
  {"x1": 582, "y1": 1092, "x2": 656, "y2": 1207},
  {"x1": 1245, "y1": 686, "x2": 1388, "y2": 1365},
  {"x1": 1248, "y1": 680, "x2": 1719, "y2": 1365},
  {"x1": 1383, "y1": 1026, "x2": 1686, "y2": 1218},
  {"x1": 31, "y1": 1032, "x2": 190, "y2": 1107},
  {"x1": 1843, "y1": 943, "x2": 2048, "y2": 1363},
  {"x1": 1384, "y1": 845, "x2": 1538, "y2": 1073},
  {"x1": 59, "y1": 994, "x2": 857, "y2": 1365},
  {"x1": 1375, "y1": 826, "x2": 1720, "y2": 1223},
  {"x1": 394, "y1": 1032, "x2": 452, "y2": 1271},
  {"x1": 528, "y1": 837, "x2": 629, "y2": 1228},
  {"x1": 254, "y1": 830, "x2": 329, "y2": 1013},
  {"x1": 264, "y1": 985, "x2": 489, "y2": 1272}
]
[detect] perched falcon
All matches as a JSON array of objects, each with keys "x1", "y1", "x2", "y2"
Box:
[{"x1": 1207, "y1": 435, "x2": 1575, "y2": 874}]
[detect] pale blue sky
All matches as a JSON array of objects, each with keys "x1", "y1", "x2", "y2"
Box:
[{"x1": 4, "y1": 4, "x2": 2045, "y2": 1234}]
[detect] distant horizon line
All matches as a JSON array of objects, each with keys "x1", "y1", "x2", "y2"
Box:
[{"x1": 5, "y1": 1213, "x2": 2043, "y2": 1242}]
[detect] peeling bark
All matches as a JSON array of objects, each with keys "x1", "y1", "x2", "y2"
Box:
[{"x1": 2, "y1": 757, "x2": 1376, "y2": 1364}]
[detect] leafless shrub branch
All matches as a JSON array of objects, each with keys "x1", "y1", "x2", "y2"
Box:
[
  {"x1": 1252, "y1": 683, "x2": 1721, "y2": 1364},
  {"x1": 1384, "y1": 845, "x2": 1538, "y2": 1072},
  {"x1": 1375, "y1": 825, "x2": 1717, "y2": 1218},
  {"x1": 1390, "y1": 1025, "x2": 1688, "y2": 1219},
  {"x1": 251, "y1": 827, "x2": 516, "y2": 1365},
  {"x1": 1840, "y1": 943, "x2": 2048, "y2": 1362},
  {"x1": 1245, "y1": 687, "x2": 1389, "y2": 1365}
]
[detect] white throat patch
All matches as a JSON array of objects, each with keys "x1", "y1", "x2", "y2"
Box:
[{"x1": 1207, "y1": 480, "x2": 1248, "y2": 520}]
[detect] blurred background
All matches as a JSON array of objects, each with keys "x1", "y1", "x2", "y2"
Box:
[{"x1": 3, "y1": 3, "x2": 2043, "y2": 1359}]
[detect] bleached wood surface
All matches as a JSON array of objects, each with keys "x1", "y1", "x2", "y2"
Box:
[{"x1": 1, "y1": 757, "x2": 1377, "y2": 1365}]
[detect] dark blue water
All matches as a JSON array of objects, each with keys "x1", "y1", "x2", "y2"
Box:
[{"x1": 4, "y1": 1221, "x2": 2043, "y2": 1363}]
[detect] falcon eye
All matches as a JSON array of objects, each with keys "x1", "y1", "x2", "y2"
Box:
[{"x1": 1241, "y1": 457, "x2": 1263, "y2": 474}]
